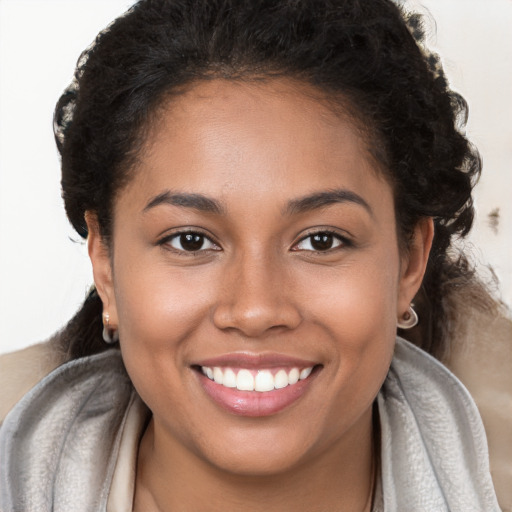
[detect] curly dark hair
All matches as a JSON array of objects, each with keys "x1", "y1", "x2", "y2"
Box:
[{"x1": 55, "y1": 0, "x2": 482, "y2": 360}]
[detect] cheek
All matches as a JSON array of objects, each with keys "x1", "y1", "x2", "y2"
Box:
[
  {"x1": 302, "y1": 251, "x2": 399, "y2": 342},
  {"x1": 110, "y1": 253, "x2": 219, "y2": 404},
  {"x1": 113, "y1": 251, "x2": 218, "y2": 345},
  {"x1": 301, "y1": 250, "x2": 399, "y2": 395}
]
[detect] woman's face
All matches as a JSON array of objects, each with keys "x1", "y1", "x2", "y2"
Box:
[{"x1": 89, "y1": 79, "x2": 431, "y2": 475}]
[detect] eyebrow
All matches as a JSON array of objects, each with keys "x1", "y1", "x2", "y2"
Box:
[
  {"x1": 143, "y1": 191, "x2": 225, "y2": 214},
  {"x1": 284, "y1": 189, "x2": 373, "y2": 217},
  {"x1": 143, "y1": 188, "x2": 372, "y2": 217}
]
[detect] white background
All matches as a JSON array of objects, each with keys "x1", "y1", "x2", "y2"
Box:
[{"x1": 0, "y1": 0, "x2": 511, "y2": 355}]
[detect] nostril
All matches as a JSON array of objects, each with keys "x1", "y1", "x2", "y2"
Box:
[{"x1": 212, "y1": 304, "x2": 302, "y2": 337}]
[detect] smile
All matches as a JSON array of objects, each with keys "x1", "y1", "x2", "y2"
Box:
[
  {"x1": 194, "y1": 355, "x2": 321, "y2": 417},
  {"x1": 201, "y1": 366, "x2": 314, "y2": 392}
]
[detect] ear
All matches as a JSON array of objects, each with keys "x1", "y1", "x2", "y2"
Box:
[
  {"x1": 397, "y1": 217, "x2": 434, "y2": 319},
  {"x1": 85, "y1": 212, "x2": 118, "y2": 327}
]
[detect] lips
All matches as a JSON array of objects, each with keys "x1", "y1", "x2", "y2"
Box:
[{"x1": 193, "y1": 354, "x2": 320, "y2": 417}]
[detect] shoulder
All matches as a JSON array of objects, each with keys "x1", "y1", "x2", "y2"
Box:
[
  {"x1": 443, "y1": 292, "x2": 512, "y2": 512},
  {"x1": 379, "y1": 338, "x2": 500, "y2": 511},
  {"x1": 0, "y1": 336, "x2": 67, "y2": 424},
  {"x1": 387, "y1": 337, "x2": 487, "y2": 427},
  {"x1": 0, "y1": 349, "x2": 136, "y2": 510}
]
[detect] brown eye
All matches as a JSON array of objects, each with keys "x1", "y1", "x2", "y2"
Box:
[
  {"x1": 166, "y1": 232, "x2": 219, "y2": 252},
  {"x1": 294, "y1": 232, "x2": 345, "y2": 252},
  {"x1": 311, "y1": 233, "x2": 335, "y2": 251},
  {"x1": 180, "y1": 233, "x2": 205, "y2": 251}
]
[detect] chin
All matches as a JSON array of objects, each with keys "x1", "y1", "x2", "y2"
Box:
[{"x1": 200, "y1": 437, "x2": 314, "y2": 478}]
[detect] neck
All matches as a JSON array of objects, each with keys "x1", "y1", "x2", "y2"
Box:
[{"x1": 134, "y1": 407, "x2": 376, "y2": 512}]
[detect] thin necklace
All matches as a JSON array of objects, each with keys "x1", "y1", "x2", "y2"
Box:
[
  {"x1": 361, "y1": 402, "x2": 380, "y2": 512},
  {"x1": 362, "y1": 454, "x2": 377, "y2": 512}
]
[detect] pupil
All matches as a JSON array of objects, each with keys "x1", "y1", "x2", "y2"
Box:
[
  {"x1": 180, "y1": 233, "x2": 204, "y2": 251},
  {"x1": 311, "y1": 233, "x2": 333, "y2": 251}
]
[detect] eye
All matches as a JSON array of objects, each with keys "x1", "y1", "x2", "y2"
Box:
[
  {"x1": 163, "y1": 232, "x2": 220, "y2": 253},
  {"x1": 293, "y1": 231, "x2": 347, "y2": 252}
]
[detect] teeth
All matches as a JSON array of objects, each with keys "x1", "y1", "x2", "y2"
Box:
[
  {"x1": 288, "y1": 368, "x2": 300, "y2": 385},
  {"x1": 274, "y1": 369, "x2": 289, "y2": 389},
  {"x1": 236, "y1": 369, "x2": 254, "y2": 391},
  {"x1": 254, "y1": 370, "x2": 275, "y2": 392},
  {"x1": 201, "y1": 365, "x2": 314, "y2": 392},
  {"x1": 213, "y1": 367, "x2": 223, "y2": 384},
  {"x1": 300, "y1": 367, "x2": 312, "y2": 380},
  {"x1": 223, "y1": 368, "x2": 237, "y2": 388}
]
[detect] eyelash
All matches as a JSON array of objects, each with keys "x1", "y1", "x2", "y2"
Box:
[{"x1": 158, "y1": 229, "x2": 352, "y2": 255}]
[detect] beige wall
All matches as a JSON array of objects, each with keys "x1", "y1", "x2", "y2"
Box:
[{"x1": 417, "y1": 0, "x2": 512, "y2": 308}]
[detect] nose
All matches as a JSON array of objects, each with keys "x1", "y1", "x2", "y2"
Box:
[{"x1": 212, "y1": 252, "x2": 302, "y2": 338}]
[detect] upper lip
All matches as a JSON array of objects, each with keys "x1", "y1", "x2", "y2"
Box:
[{"x1": 194, "y1": 352, "x2": 319, "y2": 369}]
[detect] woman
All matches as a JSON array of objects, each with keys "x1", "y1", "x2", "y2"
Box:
[{"x1": 0, "y1": 0, "x2": 507, "y2": 510}]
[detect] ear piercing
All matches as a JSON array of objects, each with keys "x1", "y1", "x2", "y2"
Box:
[
  {"x1": 397, "y1": 305, "x2": 418, "y2": 329},
  {"x1": 102, "y1": 311, "x2": 119, "y2": 344}
]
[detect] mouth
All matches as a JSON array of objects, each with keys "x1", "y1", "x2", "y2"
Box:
[
  {"x1": 192, "y1": 355, "x2": 322, "y2": 417},
  {"x1": 199, "y1": 365, "x2": 314, "y2": 392}
]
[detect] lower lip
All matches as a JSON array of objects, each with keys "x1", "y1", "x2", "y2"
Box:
[{"x1": 197, "y1": 370, "x2": 318, "y2": 417}]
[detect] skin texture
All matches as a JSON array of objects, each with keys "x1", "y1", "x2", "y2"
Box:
[{"x1": 87, "y1": 79, "x2": 433, "y2": 511}]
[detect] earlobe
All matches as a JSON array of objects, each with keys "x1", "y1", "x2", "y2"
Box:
[
  {"x1": 85, "y1": 212, "x2": 118, "y2": 326},
  {"x1": 397, "y1": 217, "x2": 434, "y2": 319}
]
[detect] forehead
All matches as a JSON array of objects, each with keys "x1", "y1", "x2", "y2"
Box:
[{"x1": 123, "y1": 78, "x2": 391, "y2": 213}]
